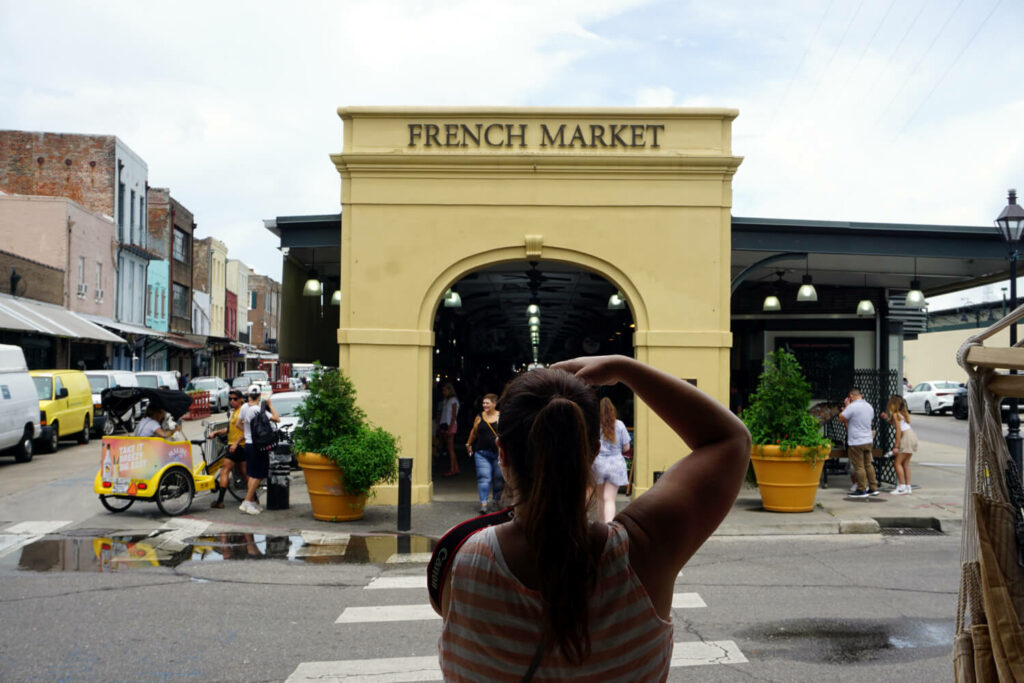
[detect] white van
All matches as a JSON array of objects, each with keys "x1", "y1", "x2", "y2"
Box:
[
  {"x1": 0, "y1": 344, "x2": 41, "y2": 462},
  {"x1": 135, "y1": 370, "x2": 180, "y2": 390},
  {"x1": 85, "y1": 370, "x2": 140, "y2": 435}
]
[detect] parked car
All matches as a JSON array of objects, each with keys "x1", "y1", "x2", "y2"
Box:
[
  {"x1": 268, "y1": 390, "x2": 309, "y2": 430},
  {"x1": 186, "y1": 376, "x2": 231, "y2": 412},
  {"x1": 231, "y1": 374, "x2": 272, "y2": 397},
  {"x1": 952, "y1": 379, "x2": 1022, "y2": 421},
  {"x1": 905, "y1": 380, "x2": 961, "y2": 415},
  {"x1": 84, "y1": 370, "x2": 141, "y2": 436},
  {"x1": 30, "y1": 369, "x2": 94, "y2": 453},
  {"x1": 0, "y1": 344, "x2": 41, "y2": 462},
  {"x1": 135, "y1": 370, "x2": 180, "y2": 390}
]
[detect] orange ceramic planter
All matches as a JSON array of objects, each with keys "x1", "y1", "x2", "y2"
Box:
[
  {"x1": 750, "y1": 445, "x2": 828, "y2": 513},
  {"x1": 297, "y1": 451, "x2": 368, "y2": 522}
]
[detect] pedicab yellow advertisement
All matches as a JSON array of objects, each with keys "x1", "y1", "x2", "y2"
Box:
[{"x1": 97, "y1": 436, "x2": 193, "y2": 496}]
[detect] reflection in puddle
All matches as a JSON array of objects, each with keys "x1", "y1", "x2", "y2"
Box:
[{"x1": 3, "y1": 531, "x2": 436, "y2": 573}]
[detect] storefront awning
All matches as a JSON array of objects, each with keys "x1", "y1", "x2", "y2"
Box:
[
  {"x1": 162, "y1": 334, "x2": 205, "y2": 350},
  {"x1": 79, "y1": 314, "x2": 167, "y2": 340},
  {"x1": 0, "y1": 294, "x2": 126, "y2": 344}
]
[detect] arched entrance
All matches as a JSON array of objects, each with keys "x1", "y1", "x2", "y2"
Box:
[
  {"x1": 331, "y1": 107, "x2": 741, "y2": 504},
  {"x1": 430, "y1": 260, "x2": 637, "y2": 498}
]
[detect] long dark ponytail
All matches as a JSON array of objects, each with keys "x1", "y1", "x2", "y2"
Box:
[{"x1": 497, "y1": 368, "x2": 600, "y2": 663}]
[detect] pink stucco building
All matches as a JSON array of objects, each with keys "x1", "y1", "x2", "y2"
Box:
[{"x1": 0, "y1": 194, "x2": 116, "y2": 320}]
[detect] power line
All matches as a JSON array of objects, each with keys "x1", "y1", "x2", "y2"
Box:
[
  {"x1": 879, "y1": 0, "x2": 966, "y2": 120},
  {"x1": 898, "y1": 0, "x2": 1004, "y2": 134},
  {"x1": 807, "y1": 0, "x2": 867, "y2": 102},
  {"x1": 865, "y1": 0, "x2": 928, "y2": 100},
  {"x1": 850, "y1": 0, "x2": 897, "y2": 77},
  {"x1": 763, "y1": 0, "x2": 835, "y2": 135}
]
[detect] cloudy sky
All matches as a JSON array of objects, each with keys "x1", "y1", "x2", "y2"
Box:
[{"x1": 1, "y1": 0, "x2": 1021, "y2": 304}]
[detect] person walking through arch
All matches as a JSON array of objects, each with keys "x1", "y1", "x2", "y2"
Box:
[
  {"x1": 592, "y1": 397, "x2": 631, "y2": 523},
  {"x1": 465, "y1": 393, "x2": 502, "y2": 515},
  {"x1": 439, "y1": 383, "x2": 461, "y2": 477},
  {"x1": 436, "y1": 355, "x2": 751, "y2": 680}
]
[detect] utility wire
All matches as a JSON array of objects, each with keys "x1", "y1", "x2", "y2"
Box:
[
  {"x1": 879, "y1": 0, "x2": 966, "y2": 120},
  {"x1": 807, "y1": 0, "x2": 867, "y2": 102},
  {"x1": 865, "y1": 0, "x2": 928, "y2": 100},
  {"x1": 850, "y1": 0, "x2": 896, "y2": 77},
  {"x1": 763, "y1": 0, "x2": 835, "y2": 135},
  {"x1": 898, "y1": 0, "x2": 1003, "y2": 134}
]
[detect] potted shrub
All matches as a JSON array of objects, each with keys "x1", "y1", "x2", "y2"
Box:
[
  {"x1": 741, "y1": 349, "x2": 832, "y2": 512},
  {"x1": 291, "y1": 365, "x2": 398, "y2": 521}
]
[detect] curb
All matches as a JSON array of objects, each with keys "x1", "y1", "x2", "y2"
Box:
[{"x1": 838, "y1": 518, "x2": 880, "y2": 534}]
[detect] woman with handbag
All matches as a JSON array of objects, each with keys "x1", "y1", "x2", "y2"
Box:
[
  {"x1": 465, "y1": 393, "x2": 502, "y2": 515},
  {"x1": 436, "y1": 355, "x2": 750, "y2": 680}
]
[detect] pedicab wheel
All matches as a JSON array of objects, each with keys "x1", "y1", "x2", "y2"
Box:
[
  {"x1": 103, "y1": 416, "x2": 116, "y2": 436},
  {"x1": 227, "y1": 467, "x2": 247, "y2": 502},
  {"x1": 99, "y1": 495, "x2": 134, "y2": 513},
  {"x1": 156, "y1": 468, "x2": 194, "y2": 516}
]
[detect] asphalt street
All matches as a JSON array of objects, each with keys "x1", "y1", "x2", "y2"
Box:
[{"x1": 0, "y1": 419, "x2": 968, "y2": 681}]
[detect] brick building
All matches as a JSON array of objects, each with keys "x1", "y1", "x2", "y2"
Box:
[
  {"x1": 148, "y1": 188, "x2": 195, "y2": 336},
  {"x1": 247, "y1": 273, "x2": 281, "y2": 352},
  {"x1": 0, "y1": 130, "x2": 155, "y2": 370}
]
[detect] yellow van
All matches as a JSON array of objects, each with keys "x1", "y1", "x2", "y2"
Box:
[{"x1": 30, "y1": 369, "x2": 94, "y2": 453}]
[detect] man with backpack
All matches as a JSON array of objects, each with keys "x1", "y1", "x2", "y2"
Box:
[{"x1": 236, "y1": 384, "x2": 281, "y2": 515}]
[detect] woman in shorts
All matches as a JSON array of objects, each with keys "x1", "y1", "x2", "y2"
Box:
[
  {"x1": 592, "y1": 397, "x2": 631, "y2": 523},
  {"x1": 883, "y1": 394, "x2": 918, "y2": 495}
]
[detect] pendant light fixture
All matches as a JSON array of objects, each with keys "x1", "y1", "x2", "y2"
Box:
[
  {"x1": 762, "y1": 271, "x2": 784, "y2": 312},
  {"x1": 607, "y1": 291, "x2": 625, "y2": 310},
  {"x1": 856, "y1": 274, "x2": 875, "y2": 317},
  {"x1": 904, "y1": 257, "x2": 926, "y2": 308},
  {"x1": 796, "y1": 257, "x2": 817, "y2": 302},
  {"x1": 330, "y1": 289, "x2": 341, "y2": 306},
  {"x1": 303, "y1": 252, "x2": 322, "y2": 297},
  {"x1": 443, "y1": 288, "x2": 462, "y2": 308}
]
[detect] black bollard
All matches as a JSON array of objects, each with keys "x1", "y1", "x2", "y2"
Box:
[{"x1": 397, "y1": 457, "x2": 413, "y2": 532}]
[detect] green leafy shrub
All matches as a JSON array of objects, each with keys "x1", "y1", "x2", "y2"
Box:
[
  {"x1": 742, "y1": 349, "x2": 832, "y2": 460},
  {"x1": 321, "y1": 425, "x2": 399, "y2": 497},
  {"x1": 291, "y1": 364, "x2": 365, "y2": 455},
  {"x1": 291, "y1": 364, "x2": 399, "y2": 497}
]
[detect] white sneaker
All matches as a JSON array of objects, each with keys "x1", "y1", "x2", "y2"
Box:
[
  {"x1": 240, "y1": 501, "x2": 260, "y2": 515},
  {"x1": 891, "y1": 486, "x2": 907, "y2": 495},
  {"x1": 849, "y1": 484, "x2": 859, "y2": 493},
  {"x1": 904, "y1": 486, "x2": 912, "y2": 495}
]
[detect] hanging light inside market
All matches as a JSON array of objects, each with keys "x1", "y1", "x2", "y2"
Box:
[
  {"x1": 904, "y1": 257, "x2": 926, "y2": 308},
  {"x1": 330, "y1": 289, "x2": 341, "y2": 306},
  {"x1": 303, "y1": 252, "x2": 323, "y2": 297},
  {"x1": 608, "y1": 291, "x2": 625, "y2": 310},
  {"x1": 443, "y1": 288, "x2": 462, "y2": 308},
  {"x1": 762, "y1": 271, "x2": 783, "y2": 312},
  {"x1": 796, "y1": 257, "x2": 817, "y2": 302},
  {"x1": 856, "y1": 274, "x2": 875, "y2": 317}
]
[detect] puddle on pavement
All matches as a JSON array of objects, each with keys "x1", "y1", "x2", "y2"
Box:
[
  {"x1": 1, "y1": 530, "x2": 435, "y2": 573},
  {"x1": 738, "y1": 618, "x2": 955, "y2": 663}
]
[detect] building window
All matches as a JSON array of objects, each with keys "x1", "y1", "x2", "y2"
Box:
[
  {"x1": 249, "y1": 290, "x2": 257, "y2": 309},
  {"x1": 173, "y1": 283, "x2": 188, "y2": 318},
  {"x1": 130, "y1": 189, "x2": 136, "y2": 244},
  {"x1": 118, "y1": 182, "x2": 125, "y2": 241},
  {"x1": 173, "y1": 229, "x2": 189, "y2": 263},
  {"x1": 95, "y1": 262, "x2": 102, "y2": 300}
]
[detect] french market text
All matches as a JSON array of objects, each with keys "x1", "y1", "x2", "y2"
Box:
[{"x1": 407, "y1": 123, "x2": 665, "y2": 149}]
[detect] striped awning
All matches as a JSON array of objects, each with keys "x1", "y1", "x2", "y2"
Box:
[{"x1": 0, "y1": 294, "x2": 125, "y2": 344}]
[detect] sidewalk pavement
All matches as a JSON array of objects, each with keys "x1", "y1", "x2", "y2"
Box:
[{"x1": 179, "y1": 416, "x2": 966, "y2": 539}]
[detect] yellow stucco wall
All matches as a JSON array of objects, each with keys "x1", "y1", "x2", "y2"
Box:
[
  {"x1": 331, "y1": 107, "x2": 741, "y2": 504},
  {"x1": 904, "y1": 326, "x2": 1009, "y2": 385}
]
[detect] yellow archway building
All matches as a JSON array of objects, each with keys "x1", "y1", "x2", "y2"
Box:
[{"x1": 330, "y1": 107, "x2": 741, "y2": 504}]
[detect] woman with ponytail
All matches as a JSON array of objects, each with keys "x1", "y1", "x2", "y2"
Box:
[{"x1": 437, "y1": 355, "x2": 751, "y2": 681}]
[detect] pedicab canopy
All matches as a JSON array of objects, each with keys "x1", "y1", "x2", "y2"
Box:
[{"x1": 100, "y1": 387, "x2": 193, "y2": 423}]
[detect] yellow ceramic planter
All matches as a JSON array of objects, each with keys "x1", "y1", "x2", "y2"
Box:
[
  {"x1": 750, "y1": 445, "x2": 829, "y2": 513},
  {"x1": 297, "y1": 451, "x2": 368, "y2": 522}
]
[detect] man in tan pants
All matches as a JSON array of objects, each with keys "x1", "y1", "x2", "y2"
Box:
[{"x1": 839, "y1": 387, "x2": 878, "y2": 497}]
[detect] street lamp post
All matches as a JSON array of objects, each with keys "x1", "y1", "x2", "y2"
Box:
[{"x1": 995, "y1": 189, "x2": 1024, "y2": 476}]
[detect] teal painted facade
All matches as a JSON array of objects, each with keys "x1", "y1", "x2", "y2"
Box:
[{"x1": 146, "y1": 259, "x2": 170, "y2": 332}]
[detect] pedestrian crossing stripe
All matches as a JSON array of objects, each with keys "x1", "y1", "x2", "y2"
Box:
[
  {"x1": 337, "y1": 592, "x2": 708, "y2": 624},
  {"x1": 365, "y1": 576, "x2": 425, "y2": 590},
  {"x1": 0, "y1": 520, "x2": 73, "y2": 559},
  {"x1": 385, "y1": 552, "x2": 433, "y2": 564},
  {"x1": 285, "y1": 641, "x2": 747, "y2": 681}
]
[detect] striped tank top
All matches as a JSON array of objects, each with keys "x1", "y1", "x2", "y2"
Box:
[{"x1": 438, "y1": 521, "x2": 674, "y2": 681}]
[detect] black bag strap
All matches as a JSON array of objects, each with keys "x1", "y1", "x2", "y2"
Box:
[
  {"x1": 427, "y1": 506, "x2": 513, "y2": 613},
  {"x1": 522, "y1": 640, "x2": 543, "y2": 682}
]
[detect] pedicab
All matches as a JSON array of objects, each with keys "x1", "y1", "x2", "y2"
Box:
[{"x1": 93, "y1": 386, "x2": 242, "y2": 516}]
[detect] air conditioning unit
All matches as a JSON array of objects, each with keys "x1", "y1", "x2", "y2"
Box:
[
  {"x1": 76, "y1": 283, "x2": 87, "y2": 296},
  {"x1": 95, "y1": 288, "x2": 104, "y2": 301}
]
